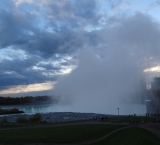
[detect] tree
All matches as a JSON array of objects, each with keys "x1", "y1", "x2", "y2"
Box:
[
  {"x1": 10, "y1": 108, "x2": 19, "y2": 113},
  {"x1": 16, "y1": 116, "x2": 28, "y2": 123},
  {"x1": 1, "y1": 117, "x2": 8, "y2": 123},
  {"x1": 29, "y1": 113, "x2": 42, "y2": 123}
]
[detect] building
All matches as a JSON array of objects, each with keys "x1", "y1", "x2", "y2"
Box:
[{"x1": 146, "y1": 77, "x2": 160, "y2": 114}]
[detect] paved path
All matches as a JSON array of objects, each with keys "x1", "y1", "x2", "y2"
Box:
[
  {"x1": 140, "y1": 122, "x2": 160, "y2": 138},
  {"x1": 79, "y1": 126, "x2": 132, "y2": 144}
]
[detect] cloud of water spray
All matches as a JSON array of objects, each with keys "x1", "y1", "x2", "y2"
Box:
[
  {"x1": 52, "y1": 13, "x2": 160, "y2": 115},
  {"x1": 53, "y1": 48, "x2": 146, "y2": 115}
]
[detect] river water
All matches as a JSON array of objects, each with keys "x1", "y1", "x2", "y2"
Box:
[
  {"x1": 0, "y1": 103, "x2": 146, "y2": 115},
  {"x1": 0, "y1": 104, "x2": 53, "y2": 114}
]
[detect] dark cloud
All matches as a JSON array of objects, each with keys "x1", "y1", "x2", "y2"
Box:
[
  {"x1": 0, "y1": 73, "x2": 30, "y2": 86},
  {"x1": 0, "y1": 0, "x2": 101, "y2": 58},
  {"x1": 24, "y1": 30, "x2": 100, "y2": 58},
  {"x1": 0, "y1": 56, "x2": 39, "y2": 72},
  {"x1": 0, "y1": 56, "x2": 56, "y2": 86},
  {"x1": 0, "y1": 0, "x2": 104, "y2": 95},
  {"x1": 0, "y1": 8, "x2": 37, "y2": 49},
  {"x1": 37, "y1": 63, "x2": 59, "y2": 70},
  {"x1": 0, "y1": 69, "x2": 54, "y2": 87},
  {"x1": 74, "y1": 0, "x2": 98, "y2": 20},
  {"x1": 0, "y1": 0, "x2": 160, "y2": 100},
  {"x1": 41, "y1": 0, "x2": 101, "y2": 30},
  {"x1": 0, "y1": 8, "x2": 100, "y2": 58}
]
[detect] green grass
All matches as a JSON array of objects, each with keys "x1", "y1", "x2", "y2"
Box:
[
  {"x1": 0, "y1": 122, "x2": 37, "y2": 128},
  {"x1": 0, "y1": 124, "x2": 125, "y2": 144},
  {"x1": 105, "y1": 116, "x2": 157, "y2": 123},
  {"x1": 93, "y1": 127, "x2": 160, "y2": 145},
  {"x1": 0, "y1": 124, "x2": 159, "y2": 145}
]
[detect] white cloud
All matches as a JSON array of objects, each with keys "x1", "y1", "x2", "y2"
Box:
[
  {"x1": 0, "y1": 82, "x2": 54, "y2": 94},
  {"x1": 144, "y1": 66, "x2": 160, "y2": 72},
  {"x1": 111, "y1": 0, "x2": 130, "y2": 13},
  {"x1": 13, "y1": 0, "x2": 34, "y2": 6}
]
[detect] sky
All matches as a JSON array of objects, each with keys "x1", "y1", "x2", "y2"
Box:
[{"x1": 0, "y1": 0, "x2": 160, "y2": 99}]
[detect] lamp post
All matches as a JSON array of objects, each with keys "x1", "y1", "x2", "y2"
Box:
[
  {"x1": 117, "y1": 108, "x2": 119, "y2": 116},
  {"x1": 145, "y1": 100, "x2": 151, "y2": 114}
]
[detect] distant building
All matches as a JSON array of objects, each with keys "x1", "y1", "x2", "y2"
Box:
[
  {"x1": 151, "y1": 77, "x2": 160, "y2": 90},
  {"x1": 146, "y1": 77, "x2": 160, "y2": 114}
]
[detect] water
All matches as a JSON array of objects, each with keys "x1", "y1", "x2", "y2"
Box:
[
  {"x1": 0, "y1": 104, "x2": 52, "y2": 114},
  {"x1": 0, "y1": 103, "x2": 146, "y2": 115}
]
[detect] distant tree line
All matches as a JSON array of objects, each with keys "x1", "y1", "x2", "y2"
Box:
[
  {"x1": 1, "y1": 113, "x2": 42, "y2": 123},
  {"x1": 0, "y1": 108, "x2": 24, "y2": 115},
  {"x1": 16, "y1": 113, "x2": 42, "y2": 123},
  {"x1": 0, "y1": 96, "x2": 58, "y2": 105}
]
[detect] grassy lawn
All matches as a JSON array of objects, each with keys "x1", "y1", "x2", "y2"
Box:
[
  {"x1": 0, "y1": 124, "x2": 125, "y2": 144},
  {"x1": 0, "y1": 122, "x2": 37, "y2": 128},
  {"x1": 105, "y1": 116, "x2": 157, "y2": 123},
  {"x1": 93, "y1": 127, "x2": 160, "y2": 145}
]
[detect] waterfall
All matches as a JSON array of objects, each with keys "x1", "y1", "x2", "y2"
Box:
[{"x1": 1, "y1": 104, "x2": 52, "y2": 114}]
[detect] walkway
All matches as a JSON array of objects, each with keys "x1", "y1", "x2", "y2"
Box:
[{"x1": 140, "y1": 122, "x2": 160, "y2": 138}]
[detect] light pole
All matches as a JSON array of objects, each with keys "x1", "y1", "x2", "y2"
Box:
[{"x1": 117, "y1": 108, "x2": 119, "y2": 116}]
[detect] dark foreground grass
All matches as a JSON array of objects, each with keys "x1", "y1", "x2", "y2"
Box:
[
  {"x1": 105, "y1": 116, "x2": 156, "y2": 123},
  {"x1": 0, "y1": 124, "x2": 124, "y2": 144},
  {"x1": 0, "y1": 122, "x2": 32, "y2": 128},
  {"x1": 93, "y1": 127, "x2": 160, "y2": 145}
]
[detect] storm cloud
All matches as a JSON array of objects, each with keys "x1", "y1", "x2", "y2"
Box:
[{"x1": 0, "y1": 0, "x2": 103, "y2": 90}]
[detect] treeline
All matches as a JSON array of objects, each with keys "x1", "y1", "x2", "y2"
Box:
[
  {"x1": 2, "y1": 113, "x2": 42, "y2": 123},
  {"x1": 0, "y1": 96, "x2": 57, "y2": 105},
  {"x1": 16, "y1": 113, "x2": 42, "y2": 123},
  {"x1": 0, "y1": 108, "x2": 24, "y2": 115}
]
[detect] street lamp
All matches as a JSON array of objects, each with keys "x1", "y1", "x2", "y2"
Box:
[
  {"x1": 117, "y1": 108, "x2": 119, "y2": 116},
  {"x1": 145, "y1": 100, "x2": 151, "y2": 114}
]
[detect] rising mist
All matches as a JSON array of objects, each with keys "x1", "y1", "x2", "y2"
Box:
[
  {"x1": 53, "y1": 48, "x2": 146, "y2": 115},
  {"x1": 52, "y1": 13, "x2": 160, "y2": 115}
]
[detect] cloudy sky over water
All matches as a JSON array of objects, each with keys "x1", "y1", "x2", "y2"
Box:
[{"x1": 1, "y1": 0, "x2": 160, "y2": 96}]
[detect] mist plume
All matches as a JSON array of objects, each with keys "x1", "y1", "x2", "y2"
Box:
[
  {"x1": 52, "y1": 13, "x2": 160, "y2": 115},
  {"x1": 53, "y1": 48, "x2": 146, "y2": 115}
]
